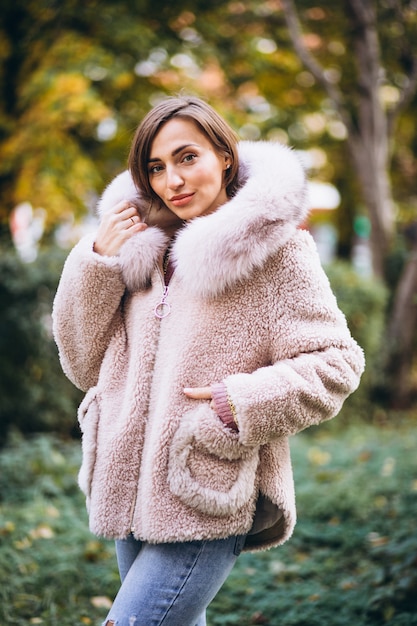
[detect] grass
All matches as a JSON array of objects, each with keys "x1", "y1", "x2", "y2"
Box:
[{"x1": 1, "y1": 419, "x2": 417, "y2": 625}]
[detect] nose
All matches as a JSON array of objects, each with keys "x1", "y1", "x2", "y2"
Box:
[{"x1": 166, "y1": 166, "x2": 184, "y2": 190}]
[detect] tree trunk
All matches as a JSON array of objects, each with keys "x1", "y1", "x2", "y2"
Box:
[
  {"x1": 347, "y1": 132, "x2": 393, "y2": 278},
  {"x1": 345, "y1": 0, "x2": 394, "y2": 277}
]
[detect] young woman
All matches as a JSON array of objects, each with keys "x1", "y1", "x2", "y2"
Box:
[{"x1": 53, "y1": 96, "x2": 365, "y2": 625}]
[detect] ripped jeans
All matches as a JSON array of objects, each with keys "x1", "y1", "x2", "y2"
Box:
[{"x1": 102, "y1": 534, "x2": 246, "y2": 626}]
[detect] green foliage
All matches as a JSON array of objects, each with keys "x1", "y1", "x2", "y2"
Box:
[
  {"x1": 1, "y1": 422, "x2": 417, "y2": 624},
  {"x1": 325, "y1": 261, "x2": 389, "y2": 419},
  {"x1": 0, "y1": 0, "x2": 185, "y2": 228},
  {"x1": 0, "y1": 432, "x2": 118, "y2": 624},
  {"x1": 3, "y1": 0, "x2": 414, "y2": 234},
  {"x1": 0, "y1": 244, "x2": 82, "y2": 444}
]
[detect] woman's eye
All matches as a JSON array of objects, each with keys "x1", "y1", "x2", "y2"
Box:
[
  {"x1": 149, "y1": 164, "x2": 163, "y2": 174},
  {"x1": 183, "y1": 153, "x2": 196, "y2": 163}
]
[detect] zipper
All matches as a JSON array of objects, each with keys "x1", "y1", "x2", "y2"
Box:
[
  {"x1": 131, "y1": 266, "x2": 168, "y2": 533},
  {"x1": 154, "y1": 266, "x2": 171, "y2": 319}
]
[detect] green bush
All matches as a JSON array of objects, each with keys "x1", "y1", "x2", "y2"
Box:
[
  {"x1": 325, "y1": 261, "x2": 389, "y2": 420},
  {"x1": 0, "y1": 244, "x2": 82, "y2": 444}
]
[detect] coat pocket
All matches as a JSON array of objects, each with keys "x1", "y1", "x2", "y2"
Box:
[
  {"x1": 77, "y1": 387, "x2": 100, "y2": 501},
  {"x1": 168, "y1": 404, "x2": 259, "y2": 517}
]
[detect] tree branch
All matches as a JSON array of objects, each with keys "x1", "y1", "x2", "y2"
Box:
[
  {"x1": 347, "y1": 0, "x2": 382, "y2": 104},
  {"x1": 280, "y1": 0, "x2": 352, "y2": 131}
]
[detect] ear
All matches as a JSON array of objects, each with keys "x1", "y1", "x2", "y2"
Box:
[{"x1": 224, "y1": 155, "x2": 232, "y2": 170}]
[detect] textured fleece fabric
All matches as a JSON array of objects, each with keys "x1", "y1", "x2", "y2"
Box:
[{"x1": 52, "y1": 140, "x2": 365, "y2": 552}]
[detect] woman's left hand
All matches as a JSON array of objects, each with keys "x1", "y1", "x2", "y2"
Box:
[{"x1": 183, "y1": 386, "x2": 212, "y2": 400}]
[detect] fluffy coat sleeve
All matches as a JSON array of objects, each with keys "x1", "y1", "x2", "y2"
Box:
[
  {"x1": 52, "y1": 234, "x2": 127, "y2": 391},
  {"x1": 223, "y1": 231, "x2": 365, "y2": 446}
]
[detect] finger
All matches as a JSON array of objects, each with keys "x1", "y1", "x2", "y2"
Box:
[
  {"x1": 126, "y1": 214, "x2": 142, "y2": 228},
  {"x1": 103, "y1": 205, "x2": 137, "y2": 228},
  {"x1": 110, "y1": 208, "x2": 144, "y2": 231},
  {"x1": 111, "y1": 202, "x2": 145, "y2": 227},
  {"x1": 183, "y1": 386, "x2": 212, "y2": 399},
  {"x1": 107, "y1": 201, "x2": 128, "y2": 216},
  {"x1": 124, "y1": 205, "x2": 141, "y2": 218},
  {"x1": 112, "y1": 199, "x2": 137, "y2": 215}
]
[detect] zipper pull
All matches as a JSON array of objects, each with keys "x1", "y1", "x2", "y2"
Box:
[{"x1": 154, "y1": 285, "x2": 171, "y2": 319}]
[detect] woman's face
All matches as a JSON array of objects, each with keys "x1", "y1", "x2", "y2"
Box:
[{"x1": 147, "y1": 118, "x2": 231, "y2": 221}]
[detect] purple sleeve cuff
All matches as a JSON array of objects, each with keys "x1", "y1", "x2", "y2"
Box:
[{"x1": 211, "y1": 382, "x2": 238, "y2": 431}]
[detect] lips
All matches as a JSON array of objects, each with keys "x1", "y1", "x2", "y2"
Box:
[{"x1": 169, "y1": 193, "x2": 195, "y2": 207}]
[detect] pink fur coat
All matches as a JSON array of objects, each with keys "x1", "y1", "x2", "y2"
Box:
[{"x1": 52, "y1": 141, "x2": 365, "y2": 552}]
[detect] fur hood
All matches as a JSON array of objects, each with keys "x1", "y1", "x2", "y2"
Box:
[{"x1": 97, "y1": 141, "x2": 309, "y2": 298}]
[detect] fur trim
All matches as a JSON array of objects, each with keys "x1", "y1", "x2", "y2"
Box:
[
  {"x1": 97, "y1": 170, "x2": 140, "y2": 215},
  {"x1": 97, "y1": 141, "x2": 308, "y2": 296},
  {"x1": 118, "y1": 227, "x2": 168, "y2": 292}
]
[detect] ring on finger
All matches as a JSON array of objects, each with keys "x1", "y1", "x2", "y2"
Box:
[{"x1": 130, "y1": 217, "x2": 135, "y2": 225}]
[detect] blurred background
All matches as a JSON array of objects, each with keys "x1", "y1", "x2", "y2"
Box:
[{"x1": 0, "y1": 1, "x2": 416, "y2": 624}]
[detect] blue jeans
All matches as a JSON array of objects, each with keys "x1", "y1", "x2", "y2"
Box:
[{"x1": 102, "y1": 534, "x2": 246, "y2": 626}]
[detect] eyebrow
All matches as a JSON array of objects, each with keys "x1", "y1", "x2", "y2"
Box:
[{"x1": 148, "y1": 143, "x2": 199, "y2": 163}]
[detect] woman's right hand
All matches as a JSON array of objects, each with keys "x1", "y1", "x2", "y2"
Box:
[{"x1": 93, "y1": 200, "x2": 147, "y2": 257}]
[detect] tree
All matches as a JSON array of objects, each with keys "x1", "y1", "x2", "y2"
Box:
[
  {"x1": 281, "y1": 0, "x2": 416, "y2": 270},
  {"x1": 280, "y1": 0, "x2": 417, "y2": 406}
]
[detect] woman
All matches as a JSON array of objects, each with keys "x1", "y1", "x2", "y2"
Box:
[{"x1": 53, "y1": 96, "x2": 365, "y2": 625}]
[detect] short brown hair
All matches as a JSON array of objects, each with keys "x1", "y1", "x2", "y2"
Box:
[{"x1": 128, "y1": 96, "x2": 240, "y2": 202}]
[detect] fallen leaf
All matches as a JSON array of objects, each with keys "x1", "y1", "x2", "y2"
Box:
[{"x1": 90, "y1": 596, "x2": 113, "y2": 609}]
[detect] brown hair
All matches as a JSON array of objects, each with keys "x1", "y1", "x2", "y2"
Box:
[{"x1": 128, "y1": 96, "x2": 240, "y2": 203}]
